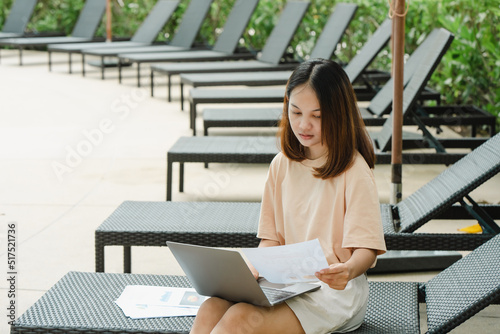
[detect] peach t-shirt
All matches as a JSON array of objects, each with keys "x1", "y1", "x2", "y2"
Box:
[{"x1": 257, "y1": 151, "x2": 386, "y2": 265}]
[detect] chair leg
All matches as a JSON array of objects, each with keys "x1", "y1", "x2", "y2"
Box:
[
  {"x1": 150, "y1": 70, "x2": 154, "y2": 97},
  {"x1": 68, "y1": 53, "x2": 72, "y2": 74},
  {"x1": 101, "y1": 56, "x2": 105, "y2": 80},
  {"x1": 124, "y1": 246, "x2": 131, "y2": 273},
  {"x1": 95, "y1": 238, "x2": 105, "y2": 272},
  {"x1": 48, "y1": 51, "x2": 52, "y2": 71},
  {"x1": 167, "y1": 74, "x2": 172, "y2": 102},
  {"x1": 137, "y1": 63, "x2": 141, "y2": 87},
  {"x1": 82, "y1": 54, "x2": 86, "y2": 76},
  {"x1": 166, "y1": 160, "x2": 173, "y2": 201},
  {"x1": 118, "y1": 59, "x2": 122, "y2": 83},
  {"x1": 179, "y1": 163, "x2": 184, "y2": 193},
  {"x1": 180, "y1": 83, "x2": 184, "y2": 111},
  {"x1": 191, "y1": 103, "x2": 197, "y2": 135}
]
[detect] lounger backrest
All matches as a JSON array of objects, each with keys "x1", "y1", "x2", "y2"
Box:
[
  {"x1": 169, "y1": 0, "x2": 213, "y2": 48},
  {"x1": 396, "y1": 132, "x2": 500, "y2": 233},
  {"x1": 344, "y1": 18, "x2": 392, "y2": 83},
  {"x1": 2, "y1": 0, "x2": 37, "y2": 33},
  {"x1": 71, "y1": 0, "x2": 107, "y2": 38},
  {"x1": 212, "y1": 0, "x2": 260, "y2": 54},
  {"x1": 367, "y1": 28, "x2": 444, "y2": 117},
  {"x1": 374, "y1": 28, "x2": 454, "y2": 152},
  {"x1": 258, "y1": 1, "x2": 310, "y2": 65},
  {"x1": 309, "y1": 3, "x2": 357, "y2": 59},
  {"x1": 130, "y1": 0, "x2": 179, "y2": 44},
  {"x1": 423, "y1": 234, "x2": 500, "y2": 333}
]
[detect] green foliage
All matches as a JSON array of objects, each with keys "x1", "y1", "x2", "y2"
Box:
[{"x1": 0, "y1": 0, "x2": 498, "y2": 127}]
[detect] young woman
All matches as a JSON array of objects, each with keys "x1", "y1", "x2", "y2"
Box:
[{"x1": 191, "y1": 58, "x2": 386, "y2": 334}]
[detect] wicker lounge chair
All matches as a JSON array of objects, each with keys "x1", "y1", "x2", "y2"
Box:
[
  {"x1": 187, "y1": 27, "x2": 449, "y2": 135},
  {"x1": 46, "y1": 0, "x2": 180, "y2": 74},
  {"x1": 178, "y1": 17, "x2": 389, "y2": 109},
  {"x1": 164, "y1": 33, "x2": 491, "y2": 198},
  {"x1": 123, "y1": 2, "x2": 357, "y2": 89},
  {"x1": 77, "y1": 0, "x2": 214, "y2": 79},
  {"x1": 148, "y1": 0, "x2": 312, "y2": 101},
  {"x1": 91, "y1": 134, "x2": 500, "y2": 274},
  {"x1": 11, "y1": 242, "x2": 500, "y2": 334},
  {"x1": 0, "y1": 0, "x2": 37, "y2": 39},
  {"x1": 0, "y1": 0, "x2": 106, "y2": 65},
  {"x1": 115, "y1": 0, "x2": 261, "y2": 86}
]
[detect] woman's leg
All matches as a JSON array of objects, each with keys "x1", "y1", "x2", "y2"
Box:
[
  {"x1": 191, "y1": 297, "x2": 234, "y2": 334},
  {"x1": 212, "y1": 302, "x2": 305, "y2": 334}
]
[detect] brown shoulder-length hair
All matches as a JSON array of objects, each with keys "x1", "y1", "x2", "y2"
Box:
[{"x1": 279, "y1": 58, "x2": 375, "y2": 178}]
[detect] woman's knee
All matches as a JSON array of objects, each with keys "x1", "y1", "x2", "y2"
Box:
[
  {"x1": 198, "y1": 297, "x2": 233, "y2": 318},
  {"x1": 215, "y1": 303, "x2": 266, "y2": 333}
]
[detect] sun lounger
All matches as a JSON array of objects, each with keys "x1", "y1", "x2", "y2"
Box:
[
  {"x1": 0, "y1": 0, "x2": 37, "y2": 39},
  {"x1": 186, "y1": 27, "x2": 448, "y2": 135},
  {"x1": 11, "y1": 244, "x2": 500, "y2": 333},
  {"x1": 0, "y1": 0, "x2": 106, "y2": 65},
  {"x1": 91, "y1": 126, "x2": 499, "y2": 274},
  {"x1": 78, "y1": 0, "x2": 214, "y2": 79},
  {"x1": 358, "y1": 234, "x2": 500, "y2": 333},
  {"x1": 148, "y1": 0, "x2": 312, "y2": 101},
  {"x1": 175, "y1": 4, "x2": 367, "y2": 108},
  {"x1": 163, "y1": 35, "x2": 491, "y2": 197},
  {"x1": 201, "y1": 104, "x2": 496, "y2": 137},
  {"x1": 91, "y1": 134, "x2": 500, "y2": 272},
  {"x1": 115, "y1": 0, "x2": 261, "y2": 86},
  {"x1": 167, "y1": 30, "x2": 492, "y2": 196},
  {"x1": 47, "y1": 0, "x2": 180, "y2": 73}
]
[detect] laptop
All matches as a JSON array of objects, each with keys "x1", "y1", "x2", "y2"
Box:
[{"x1": 167, "y1": 241, "x2": 321, "y2": 307}]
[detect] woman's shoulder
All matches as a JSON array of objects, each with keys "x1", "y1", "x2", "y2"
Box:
[
  {"x1": 346, "y1": 151, "x2": 375, "y2": 177},
  {"x1": 270, "y1": 152, "x2": 288, "y2": 166}
]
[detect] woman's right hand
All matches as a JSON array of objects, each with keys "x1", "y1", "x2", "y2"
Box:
[{"x1": 248, "y1": 262, "x2": 260, "y2": 280}]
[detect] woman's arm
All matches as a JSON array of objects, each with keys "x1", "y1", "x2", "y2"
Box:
[{"x1": 315, "y1": 248, "x2": 376, "y2": 290}]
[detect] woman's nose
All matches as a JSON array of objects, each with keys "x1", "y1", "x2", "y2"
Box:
[{"x1": 299, "y1": 118, "x2": 312, "y2": 130}]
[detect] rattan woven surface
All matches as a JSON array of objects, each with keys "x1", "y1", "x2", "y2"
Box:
[
  {"x1": 167, "y1": 136, "x2": 279, "y2": 163},
  {"x1": 11, "y1": 272, "x2": 194, "y2": 334},
  {"x1": 97, "y1": 201, "x2": 261, "y2": 235},
  {"x1": 12, "y1": 272, "x2": 423, "y2": 334},
  {"x1": 95, "y1": 201, "x2": 261, "y2": 272},
  {"x1": 352, "y1": 281, "x2": 420, "y2": 334},
  {"x1": 397, "y1": 132, "x2": 500, "y2": 233},
  {"x1": 423, "y1": 234, "x2": 500, "y2": 333}
]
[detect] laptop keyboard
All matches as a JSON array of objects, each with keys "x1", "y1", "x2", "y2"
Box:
[{"x1": 261, "y1": 287, "x2": 296, "y2": 303}]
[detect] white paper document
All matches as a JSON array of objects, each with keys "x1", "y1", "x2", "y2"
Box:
[
  {"x1": 242, "y1": 239, "x2": 329, "y2": 284},
  {"x1": 115, "y1": 285, "x2": 208, "y2": 319}
]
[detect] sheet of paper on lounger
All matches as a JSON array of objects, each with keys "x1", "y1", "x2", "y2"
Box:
[
  {"x1": 115, "y1": 285, "x2": 207, "y2": 319},
  {"x1": 242, "y1": 239, "x2": 329, "y2": 284}
]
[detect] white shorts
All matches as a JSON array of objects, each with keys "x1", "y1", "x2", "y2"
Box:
[{"x1": 285, "y1": 274, "x2": 368, "y2": 334}]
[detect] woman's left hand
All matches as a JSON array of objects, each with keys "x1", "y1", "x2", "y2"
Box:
[{"x1": 315, "y1": 263, "x2": 351, "y2": 290}]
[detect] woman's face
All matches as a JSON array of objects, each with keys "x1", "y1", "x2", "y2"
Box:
[{"x1": 288, "y1": 83, "x2": 326, "y2": 159}]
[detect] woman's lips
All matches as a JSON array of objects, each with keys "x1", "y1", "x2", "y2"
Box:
[{"x1": 300, "y1": 134, "x2": 313, "y2": 140}]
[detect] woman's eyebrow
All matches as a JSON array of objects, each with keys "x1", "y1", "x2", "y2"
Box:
[{"x1": 290, "y1": 103, "x2": 321, "y2": 112}]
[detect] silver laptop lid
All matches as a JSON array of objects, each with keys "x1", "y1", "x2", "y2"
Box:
[{"x1": 167, "y1": 241, "x2": 273, "y2": 306}]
